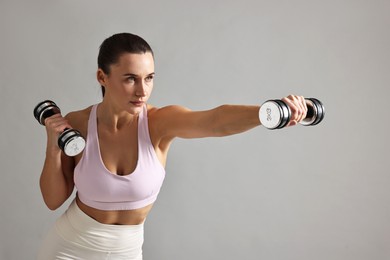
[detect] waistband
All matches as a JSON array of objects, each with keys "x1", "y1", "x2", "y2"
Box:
[{"x1": 55, "y1": 199, "x2": 144, "y2": 253}]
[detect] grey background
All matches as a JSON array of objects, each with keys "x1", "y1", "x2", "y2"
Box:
[{"x1": 1, "y1": 0, "x2": 389, "y2": 259}]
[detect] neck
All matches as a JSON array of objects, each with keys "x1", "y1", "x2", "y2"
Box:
[{"x1": 97, "y1": 100, "x2": 139, "y2": 131}]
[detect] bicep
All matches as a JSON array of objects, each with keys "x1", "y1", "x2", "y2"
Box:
[{"x1": 154, "y1": 105, "x2": 219, "y2": 140}]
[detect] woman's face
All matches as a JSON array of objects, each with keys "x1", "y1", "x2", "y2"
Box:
[{"x1": 99, "y1": 52, "x2": 155, "y2": 114}]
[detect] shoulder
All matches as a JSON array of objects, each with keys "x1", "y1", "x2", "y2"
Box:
[
  {"x1": 65, "y1": 105, "x2": 93, "y2": 124},
  {"x1": 146, "y1": 103, "x2": 195, "y2": 138},
  {"x1": 146, "y1": 104, "x2": 186, "y2": 153},
  {"x1": 146, "y1": 104, "x2": 179, "y2": 138},
  {"x1": 146, "y1": 104, "x2": 194, "y2": 129},
  {"x1": 64, "y1": 104, "x2": 95, "y2": 135},
  {"x1": 147, "y1": 104, "x2": 191, "y2": 118}
]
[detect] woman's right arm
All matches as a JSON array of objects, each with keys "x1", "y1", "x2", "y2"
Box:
[{"x1": 39, "y1": 114, "x2": 75, "y2": 210}]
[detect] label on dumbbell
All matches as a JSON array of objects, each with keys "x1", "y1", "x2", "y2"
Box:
[
  {"x1": 64, "y1": 137, "x2": 86, "y2": 156},
  {"x1": 259, "y1": 101, "x2": 282, "y2": 129}
]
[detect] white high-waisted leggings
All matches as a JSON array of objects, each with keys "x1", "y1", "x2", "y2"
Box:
[{"x1": 37, "y1": 200, "x2": 144, "y2": 260}]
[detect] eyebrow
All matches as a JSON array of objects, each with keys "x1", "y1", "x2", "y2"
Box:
[{"x1": 122, "y1": 72, "x2": 155, "y2": 77}]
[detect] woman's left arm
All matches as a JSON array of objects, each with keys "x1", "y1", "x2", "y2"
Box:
[
  {"x1": 151, "y1": 95, "x2": 306, "y2": 140},
  {"x1": 154, "y1": 104, "x2": 262, "y2": 140}
]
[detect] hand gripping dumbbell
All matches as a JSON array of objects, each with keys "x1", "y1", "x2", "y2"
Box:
[
  {"x1": 259, "y1": 98, "x2": 325, "y2": 129},
  {"x1": 34, "y1": 100, "x2": 86, "y2": 156}
]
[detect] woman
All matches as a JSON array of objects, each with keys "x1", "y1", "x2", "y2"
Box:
[{"x1": 37, "y1": 32, "x2": 307, "y2": 259}]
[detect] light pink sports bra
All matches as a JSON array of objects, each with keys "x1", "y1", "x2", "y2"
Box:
[{"x1": 74, "y1": 104, "x2": 165, "y2": 210}]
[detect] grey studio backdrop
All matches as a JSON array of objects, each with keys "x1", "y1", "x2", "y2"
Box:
[{"x1": 1, "y1": 0, "x2": 389, "y2": 259}]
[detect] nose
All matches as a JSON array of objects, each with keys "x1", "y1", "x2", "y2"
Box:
[{"x1": 135, "y1": 82, "x2": 147, "y2": 97}]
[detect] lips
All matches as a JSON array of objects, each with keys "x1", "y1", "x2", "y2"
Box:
[{"x1": 130, "y1": 101, "x2": 144, "y2": 107}]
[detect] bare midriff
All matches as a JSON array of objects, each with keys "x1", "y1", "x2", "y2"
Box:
[{"x1": 76, "y1": 196, "x2": 153, "y2": 225}]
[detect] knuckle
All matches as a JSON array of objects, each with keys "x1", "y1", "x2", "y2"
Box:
[{"x1": 290, "y1": 106, "x2": 297, "y2": 113}]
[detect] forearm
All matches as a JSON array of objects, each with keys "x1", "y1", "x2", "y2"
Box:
[
  {"x1": 212, "y1": 104, "x2": 261, "y2": 137},
  {"x1": 39, "y1": 150, "x2": 71, "y2": 210}
]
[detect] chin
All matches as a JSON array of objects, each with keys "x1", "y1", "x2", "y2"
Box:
[{"x1": 127, "y1": 103, "x2": 144, "y2": 114}]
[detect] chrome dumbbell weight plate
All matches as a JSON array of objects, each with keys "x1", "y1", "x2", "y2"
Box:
[
  {"x1": 59, "y1": 129, "x2": 86, "y2": 157},
  {"x1": 34, "y1": 100, "x2": 61, "y2": 125},
  {"x1": 259, "y1": 99, "x2": 291, "y2": 129},
  {"x1": 33, "y1": 100, "x2": 85, "y2": 156},
  {"x1": 300, "y1": 98, "x2": 325, "y2": 126}
]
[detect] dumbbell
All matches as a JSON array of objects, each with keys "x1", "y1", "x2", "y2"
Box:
[
  {"x1": 259, "y1": 98, "x2": 325, "y2": 129},
  {"x1": 34, "y1": 100, "x2": 85, "y2": 156}
]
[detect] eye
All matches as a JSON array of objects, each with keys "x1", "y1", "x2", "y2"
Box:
[
  {"x1": 145, "y1": 75, "x2": 154, "y2": 82},
  {"x1": 126, "y1": 76, "x2": 136, "y2": 83}
]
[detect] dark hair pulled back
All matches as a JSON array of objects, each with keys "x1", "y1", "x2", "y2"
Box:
[{"x1": 98, "y1": 33, "x2": 154, "y2": 97}]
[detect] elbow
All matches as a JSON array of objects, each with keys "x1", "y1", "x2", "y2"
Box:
[
  {"x1": 42, "y1": 197, "x2": 62, "y2": 211},
  {"x1": 39, "y1": 177, "x2": 68, "y2": 211},
  {"x1": 47, "y1": 202, "x2": 61, "y2": 211},
  {"x1": 40, "y1": 185, "x2": 65, "y2": 211},
  {"x1": 40, "y1": 189, "x2": 70, "y2": 210}
]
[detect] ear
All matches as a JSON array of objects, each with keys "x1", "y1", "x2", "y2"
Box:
[{"x1": 97, "y1": 69, "x2": 108, "y2": 86}]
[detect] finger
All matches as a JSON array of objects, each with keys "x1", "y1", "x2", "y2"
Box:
[
  {"x1": 302, "y1": 96, "x2": 308, "y2": 118},
  {"x1": 283, "y1": 95, "x2": 306, "y2": 122},
  {"x1": 287, "y1": 120, "x2": 297, "y2": 127},
  {"x1": 45, "y1": 117, "x2": 67, "y2": 128},
  {"x1": 296, "y1": 96, "x2": 307, "y2": 122},
  {"x1": 45, "y1": 117, "x2": 71, "y2": 133},
  {"x1": 282, "y1": 97, "x2": 299, "y2": 121},
  {"x1": 43, "y1": 113, "x2": 60, "y2": 120},
  {"x1": 43, "y1": 114, "x2": 63, "y2": 126}
]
